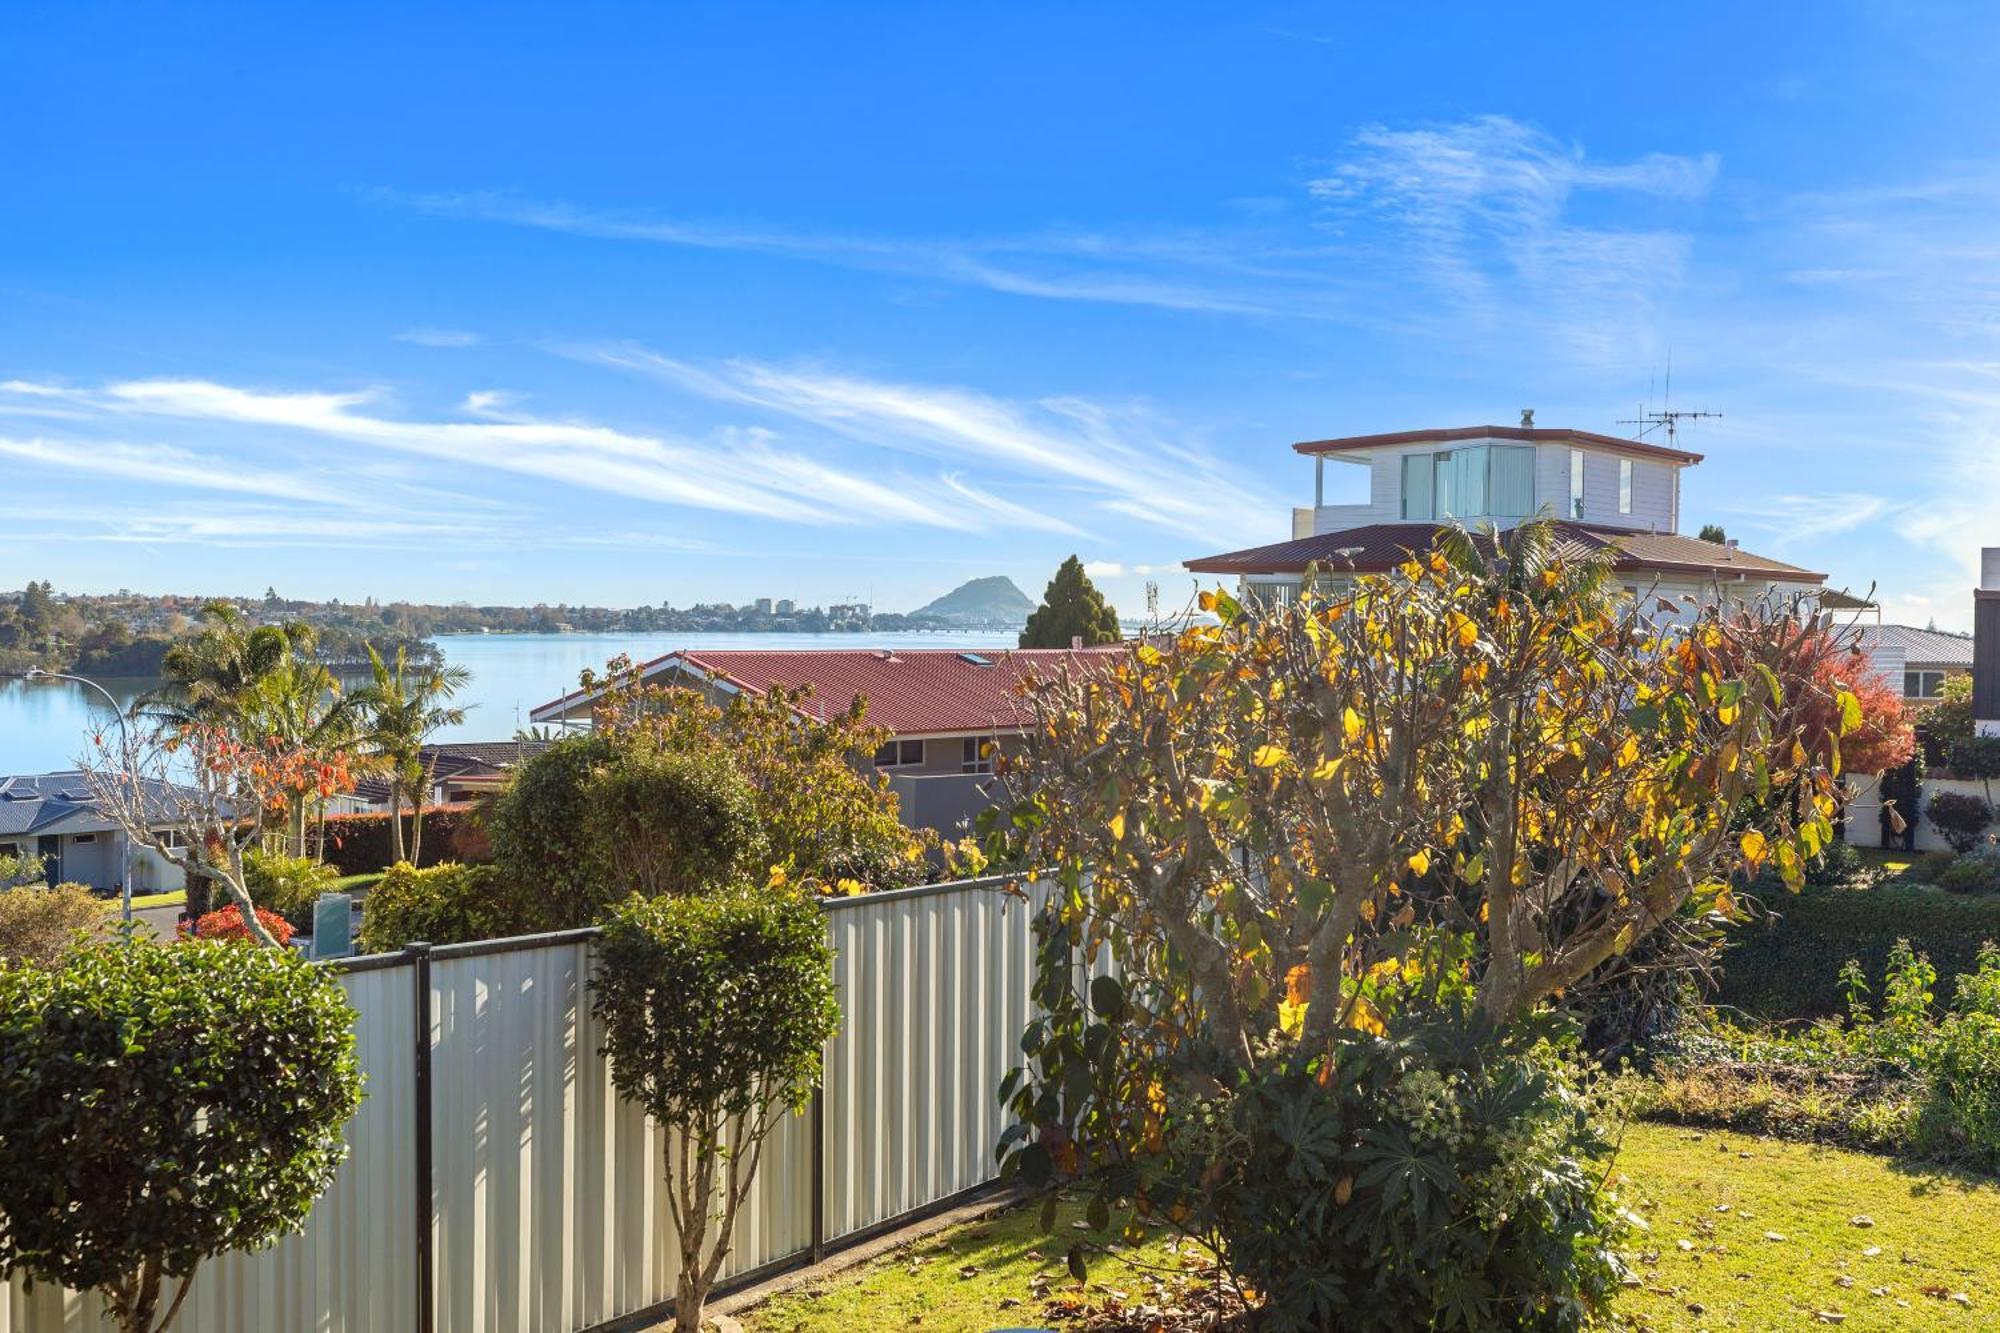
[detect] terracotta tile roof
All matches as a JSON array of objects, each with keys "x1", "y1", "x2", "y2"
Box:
[
  {"x1": 1184, "y1": 521, "x2": 1826, "y2": 583},
  {"x1": 1293, "y1": 425, "x2": 1702, "y2": 465},
  {"x1": 531, "y1": 646, "x2": 1126, "y2": 736}
]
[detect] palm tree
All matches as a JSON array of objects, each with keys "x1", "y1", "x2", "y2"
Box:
[
  {"x1": 144, "y1": 601, "x2": 299, "y2": 731},
  {"x1": 356, "y1": 645, "x2": 471, "y2": 864},
  {"x1": 243, "y1": 632, "x2": 371, "y2": 854}
]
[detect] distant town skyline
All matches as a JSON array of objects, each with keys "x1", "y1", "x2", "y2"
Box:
[{"x1": 6, "y1": 5, "x2": 2000, "y2": 626}]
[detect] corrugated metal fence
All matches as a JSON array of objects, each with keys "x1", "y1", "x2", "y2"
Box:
[{"x1": 3, "y1": 874, "x2": 1049, "y2": 1333}]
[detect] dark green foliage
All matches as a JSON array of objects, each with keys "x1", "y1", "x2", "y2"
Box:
[
  {"x1": 594, "y1": 889, "x2": 837, "y2": 1128},
  {"x1": 593, "y1": 889, "x2": 840, "y2": 1329},
  {"x1": 0, "y1": 936, "x2": 362, "y2": 1330},
  {"x1": 1696, "y1": 523, "x2": 1728, "y2": 544},
  {"x1": 320, "y1": 805, "x2": 484, "y2": 874},
  {"x1": 487, "y1": 733, "x2": 618, "y2": 930},
  {"x1": 1927, "y1": 790, "x2": 1994, "y2": 853},
  {"x1": 355, "y1": 861, "x2": 511, "y2": 951},
  {"x1": 1717, "y1": 883, "x2": 2000, "y2": 1019},
  {"x1": 244, "y1": 848, "x2": 341, "y2": 930},
  {"x1": 583, "y1": 746, "x2": 767, "y2": 898},
  {"x1": 1940, "y1": 852, "x2": 2000, "y2": 895},
  {"x1": 1951, "y1": 736, "x2": 2000, "y2": 783},
  {"x1": 1019, "y1": 555, "x2": 1121, "y2": 649},
  {"x1": 1804, "y1": 837, "x2": 1864, "y2": 888}
]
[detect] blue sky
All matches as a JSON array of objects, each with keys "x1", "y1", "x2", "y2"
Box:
[{"x1": 4, "y1": 3, "x2": 1998, "y2": 624}]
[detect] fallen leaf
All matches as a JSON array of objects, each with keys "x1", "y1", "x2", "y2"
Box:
[
  {"x1": 957, "y1": 1265, "x2": 980, "y2": 1279},
  {"x1": 1835, "y1": 1275, "x2": 1855, "y2": 1289},
  {"x1": 1862, "y1": 1246, "x2": 1882, "y2": 1257},
  {"x1": 1764, "y1": 1231, "x2": 1788, "y2": 1243},
  {"x1": 996, "y1": 1297, "x2": 1021, "y2": 1310},
  {"x1": 1813, "y1": 1312, "x2": 1845, "y2": 1325},
  {"x1": 1850, "y1": 1215, "x2": 1875, "y2": 1228}
]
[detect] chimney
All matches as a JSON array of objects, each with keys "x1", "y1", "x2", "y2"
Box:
[
  {"x1": 1520, "y1": 408, "x2": 1535, "y2": 427},
  {"x1": 1975, "y1": 548, "x2": 2000, "y2": 736},
  {"x1": 1070, "y1": 635, "x2": 1084, "y2": 651}
]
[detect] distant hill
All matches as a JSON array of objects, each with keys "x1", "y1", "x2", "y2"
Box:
[{"x1": 912, "y1": 576, "x2": 1035, "y2": 625}]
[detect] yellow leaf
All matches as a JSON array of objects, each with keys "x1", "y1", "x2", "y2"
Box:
[
  {"x1": 1252, "y1": 744, "x2": 1287, "y2": 769},
  {"x1": 1358, "y1": 899, "x2": 1377, "y2": 923},
  {"x1": 1310, "y1": 755, "x2": 1343, "y2": 782},
  {"x1": 1739, "y1": 829, "x2": 1768, "y2": 866},
  {"x1": 1447, "y1": 611, "x2": 1478, "y2": 649},
  {"x1": 1285, "y1": 964, "x2": 1312, "y2": 1007},
  {"x1": 1342, "y1": 706, "x2": 1364, "y2": 744},
  {"x1": 1618, "y1": 735, "x2": 1640, "y2": 768},
  {"x1": 1108, "y1": 811, "x2": 1126, "y2": 841},
  {"x1": 1407, "y1": 849, "x2": 1432, "y2": 877},
  {"x1": 1347, "y1": 995, "x2": 1387, "y2": 1036}
]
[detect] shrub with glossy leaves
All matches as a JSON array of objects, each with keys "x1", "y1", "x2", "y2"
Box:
[
  {"x1": 0, "y1": 882, "x2": 103, "y2": 966},
  {"x1": 488, "y1": 733, "x2": 618, "y2": 929},
  {"x1": 356, "y1": 861, "x2": 508, "y2": 952},
  {"x1": 593, "y1": 889, "x2": 839, "y2": 1331},
  {"x1": 1145, "y1": 1010, "x2": 1622, "y2": 1333},
  {"x1": 582, "y1": 745, "x2": 767, "y2": 898},
  {"x1": 244, "y1": 848, "x2": 340, "y2": 930},
  {"x1": 0, "y1": 935, "x2": 362, "y2": 1333}
]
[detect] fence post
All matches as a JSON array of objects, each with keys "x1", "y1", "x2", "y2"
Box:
[
  {"x1": 809, "y1": 1082, "x2": 826, "y2": 1263},
  {"x1": 405, "y1": 942, "x2": 436, "y2": 1333}
]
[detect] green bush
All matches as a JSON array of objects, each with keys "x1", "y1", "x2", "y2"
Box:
[
  {"x1": 1950, "y1": 735, "x2": 2000, "y2": 784},
  {"x1": 0, "y1": 935, "x2": 362, "y2": 1332},
  {"x1": 356, "y1": 861, "x2": 509, "y2": 952},
  {"x1": 1927, "y1": 790, "x2": 1993, "y2": 853},
  {"x1": 594, "y1": 889, "x2": 839, "y2": 1331},
  {"x1": 1939, "y1": 851, "x2": 2000, "y2": 895},
  {"x1": 583, "y1": 746, "x2": 767, "y2": 898},
  {"x1": 488, "y1": 733, "x2": 618, "y2": 930},
  {"x1": 1805, "y1": 837, "x2": 1864, "y2": 887},
  {"x1": 1718, "y1": 884, "x2": 2000, "y2": 1020},
  {"x1": 244, "y1": 848, "x2": 340, "y2": 930},
  {"x1": 0, "y1": 882, "x2": 104, "y2": 966},
  {"x1": 1117, "y1": 1008, "x2": 1622, "y2": 1333},
  {"x1": 1908, "y1": 849, "x2": 1959, "y2": 885}
]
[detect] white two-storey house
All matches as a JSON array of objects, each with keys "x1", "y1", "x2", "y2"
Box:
[{"x1": 1186, "y1": 421, "x2": 1826, "y2": 609}]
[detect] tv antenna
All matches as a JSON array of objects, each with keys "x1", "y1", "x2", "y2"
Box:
[{"x1": 1617, "y1": 356, "x2": 1721, "y2": 448}]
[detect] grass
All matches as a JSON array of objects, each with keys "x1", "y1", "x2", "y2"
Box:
[
  {"x1": 741, "y1": 1124, "x2": 2000, "y2": 1333},
  {"x1": 329, "y1": 872, "x2": 385, "y2": 893},
  {"x1": 118, "y1": 889, "x2": 184, "y2": 910}
]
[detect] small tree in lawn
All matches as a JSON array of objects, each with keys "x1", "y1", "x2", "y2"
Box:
[
  {"x1": 82, "y1": 722, "x2": 354, "y2": 949},
  {"x1": 1019, "y1": 555, "x2": 1121, "y2": 649},
  {"x1": 0, "y1": 934, "x2": 362, "y2": 1333},
  {"x1": 594, "y1": 891, "x2": 838, "y2": 1332},
  {"x1": 987, "y1": 523, "x2": 1849, "y2": 1330}
]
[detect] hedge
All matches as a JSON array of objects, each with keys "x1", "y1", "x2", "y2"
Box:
[
  {"x1": 318, "y1": 805, "x2": 488, "y2": 875},
  {"x1": 1714, "y1": 884, "x2": 2000, "y2": 1021}
]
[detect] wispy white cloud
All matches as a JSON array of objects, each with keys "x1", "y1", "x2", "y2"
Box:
[
  {"x1": 573, "y1": 343, "x2": 1282, "y2": 546},
  {"x1": 394, "y1": 326, "x2": 482, "y2": 348},
  {"x1": 0, "y1": 433, "x2": 362, "y2": 506}
]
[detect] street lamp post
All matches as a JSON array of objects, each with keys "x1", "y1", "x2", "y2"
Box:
[{"x1": 24, "y1": 668, "x2": 137, "y2": 922}]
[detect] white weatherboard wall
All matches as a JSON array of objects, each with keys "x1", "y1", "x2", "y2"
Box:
[{"x1": 2, "y1": 877, "x2": 1046, "y2": 1333}]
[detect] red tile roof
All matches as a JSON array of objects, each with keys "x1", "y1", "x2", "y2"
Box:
[
  {"x1": 1293, "y1": 425, "x2": 1702, "y2": 465},
  {"x1": 1184, "y1": 521, "x2": 1825, "y2": 582},
  {"x1": 531, "y1": 645, "x2": 1126, "y2": 736}
]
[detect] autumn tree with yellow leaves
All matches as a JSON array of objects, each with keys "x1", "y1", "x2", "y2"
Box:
[{"x1": 989, "y1": 522, "x2": 1854, "y2": 1331}]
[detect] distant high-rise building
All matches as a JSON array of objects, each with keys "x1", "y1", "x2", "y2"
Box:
[
  {"x1": 775, "y1": 598, "x2": 797, "y2": 615},
  {"x1": 754, "y1": 597, "x2": 774, "y2": 615}
]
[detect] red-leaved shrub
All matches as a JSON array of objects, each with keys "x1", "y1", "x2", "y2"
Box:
[{"x1": 181, "y1": 904, "x2": 296, "y2": 947}]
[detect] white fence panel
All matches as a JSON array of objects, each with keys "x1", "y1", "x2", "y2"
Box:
[
  {"x1": 2, "y1": 961, "x2": 419, "y2": 1333},
  {"x1": 822, "y1": 880, "x2": 1039, "y2": 1240}
]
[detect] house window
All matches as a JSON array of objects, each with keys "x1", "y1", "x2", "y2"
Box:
[
  {"x1": 1618, "y1": 459, "x2": 1633, "y2": 515},
  {"x1": 1569, "y1": 448, "x2": 1586, "y2": 519},
  {"x1": 1244, "y1": 578, "x2": 1302, "y2": 608},
  {"x1": 1905, "y1": 670, "x2": 1948, "y2": 700},
  {"x1": 158, "y1": 828, "x2": 187, "y2": 850},
  {"x1": 1403, "y1": 446, "x2": 1535, "y2": 520},
  {"x1": 874, "y1": 738, "x2": 924, "y2": 769},
  {"x1": 961, "y1": 737, "x2": 993, "y2": 774},
  {"x1": 1400, "y1": 453, "x2": 1434, "y2": 520},
  {"x1": 71, "y1": 833, "x2": 97, "y2": 844}
]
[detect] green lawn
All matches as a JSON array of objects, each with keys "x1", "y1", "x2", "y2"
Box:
[
  {"x1": 329, "y1": 872, "x2": 385, "y2": 893},
  {"x1": 743, "y1": 1124, "x2": 2000, "y2": 1333},
  {"x1": 119, "y1": 889, "x2": 184, "y2": 910}
]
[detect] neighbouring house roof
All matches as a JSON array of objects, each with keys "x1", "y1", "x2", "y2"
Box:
[
  {"x1": 347, "y1": 739, "x2": 553, "y2": 805},
  {"x1": 0, "y1": 771, "x2": 185, "y2": 839},
  {"x1": 1184, "y1": 520, "x2": 1827, "y2": 583},
  {"x1": 1294, "y1": 425, "x2": 1703, "y2": 466},
  {"x1": 530, "y1": 646, "x2": 1127, "y2": 736},
  {"x1": 1846, "y1": 623, "x2": 1976, "y2": 670}
]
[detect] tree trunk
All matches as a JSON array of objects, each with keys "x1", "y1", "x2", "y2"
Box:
[{"x1": 388, "y1": 784, "x2": 405, "y2": 863}]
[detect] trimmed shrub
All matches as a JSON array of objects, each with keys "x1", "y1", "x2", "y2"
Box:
[
  {"x1": 0, "y1": 883, "x2": 103, "y2": 967},
  {"x1": 1717, "y1": 884, "x2": 2000, "y2": 1020},
  {"x1": 0, "y1": 936, "x2": 362, "y2": 1332},
  {"x1": 488, "y1": 734, "x2": 618, "y2": 931},
  {"x1": 1939, "y1": 851, "x2": 2000, "y2": 895},
  {"x1": 1806, "y1": 837, "x2": 1865, "y2": 887},
  {"x1": 594, "y1": 889, "x2": 839, "y2": 1331},
  {"x1": 1950, "y1": 735, "x2": 2000, "y2": 784},
  {"x1": 244, "y1": 849, "x2": 340, "y2": 930},
  {"x1": 1125, "y1": 1008, "x2": 1623, "y2": 1333},
  {"x1": 356, "y1": 861, "x2": 508, "y2": 952},
  {"x1": 1927, "y1": 790, "x2": 1993, "y2": 853},
  {"x1": 184, "y1": 904, "x2": 297, "y2": 948},
  {"x1": 319, "y1": 804, "x2": 483, "y2": 875},
  {"x1": 583, "y1": 746, "x2": 767, "y2": 898}
]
